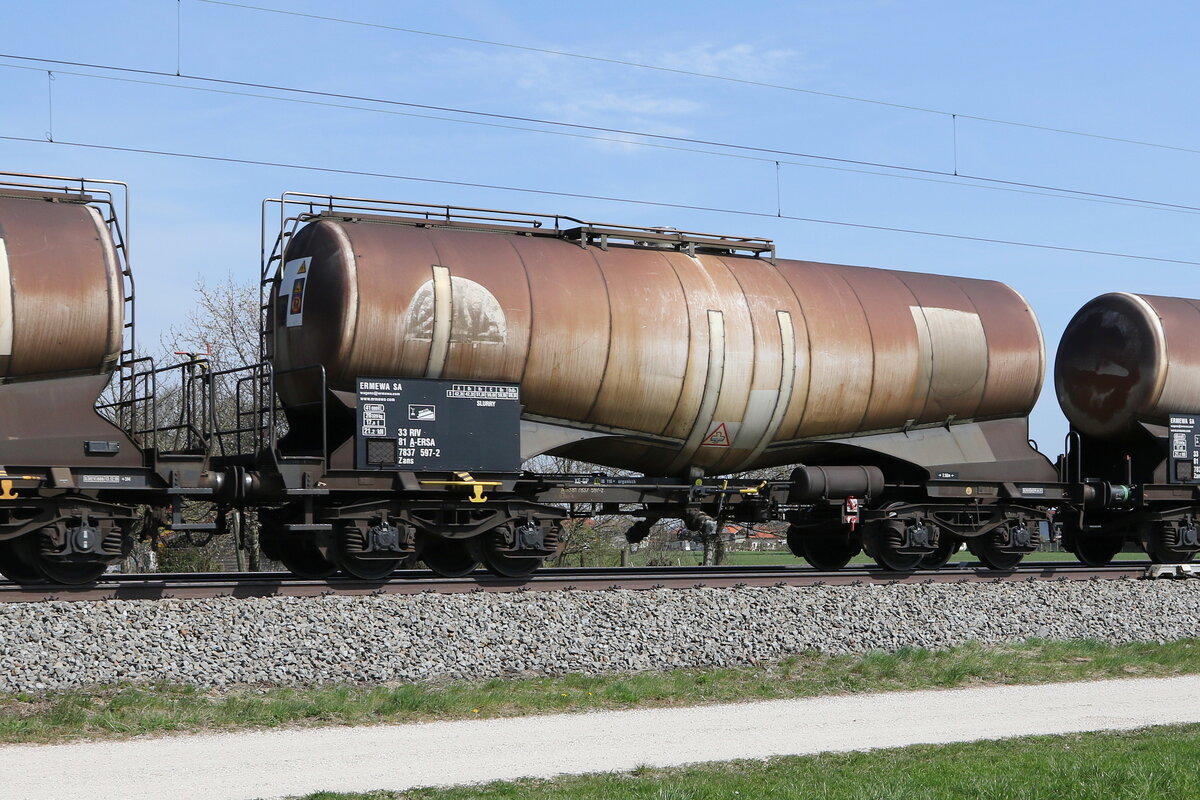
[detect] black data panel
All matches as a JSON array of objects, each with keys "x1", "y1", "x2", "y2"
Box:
[
  {"x1": 1168, "y1": 414, "x2": 1200, "y2": 484},
  {"x1": 355, "y1": 378, "x2": 521, "y2": 472}
]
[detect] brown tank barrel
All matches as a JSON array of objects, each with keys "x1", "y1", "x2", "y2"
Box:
[
  {"x1": 0, "y1": 192, "x2": 124, "y2": 380},
  {"x1": 272, "y1": 216, "x2": 1044, "y2": 475},
  {"x1": 1056, "y1": 292, "x2": 1200, "y2": 438}
]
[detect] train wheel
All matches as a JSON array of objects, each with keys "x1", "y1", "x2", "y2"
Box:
[
  {"x1": 259, "y1": 508, "x2": 337, "y2": 578},
  {"x1": 862, "y1": 519, "x2": 923, "y2": 572},
  {"x1": 1140, "y1": 522, "x2": 1196, "y2": 564},
  {"x1": 784, "y1": 524, "x2": 805, "y2": 558},
  {"x1": 38, "y1": 560, "x2": 107, "y2": 584},
  {"x1": 420, "y1": 537, "x2": 480, "y2": 578},
  {"x1": 967, "y1": 533, "x2": 1025, "y2": 571},
  {"x1": 258, "y1": 528, "x2": 286, "y2": 563},
  {"x1": 1071, "y1": 533, "x2": 1124, "y2": 566},
  {"x1": 336, "y1": 554, "x2": 401, "y2": 581},
  {"x1": 279, "y1": 540, "x2": 338, "y2": 579},
  {"x1": 34, "y1": 560, "x2": 108, "y2": 585},
  {"x1": 334, "y1": 522, "x2": 405, "y2": 581},
  {"x1": 798, "y1": 529, "x2": 860, "y2": 571},
  {"x1": 471, "y1": 535, "x2": 541, "y2": 579},
  {"x1": 918, "y1": 537, "x2": 961, "y2": 570},
  {"x1": 0, "y1": 537, "x2": 46, "y2": 584},
  {"x1": 12, "y1": 535, "x2": 107, "y2": 585},
  {"x1": 1059, "y1": 517, "x2": 1123, "y2": 566}
]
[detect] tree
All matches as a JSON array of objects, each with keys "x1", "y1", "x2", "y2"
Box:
[
  {"x1": 147, "y1": 274, "x2": 271, "y2": 572},
  {"x1": 633, "y1": 519, "x2": 690, "y2": 567},
  {"x1": 522, "y1": 453, "x2": 633, "y2": 566}
]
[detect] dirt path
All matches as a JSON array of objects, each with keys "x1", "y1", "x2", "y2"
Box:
[{"x1": 2, "y1": 675, "x2": 1198, "y2": 800}]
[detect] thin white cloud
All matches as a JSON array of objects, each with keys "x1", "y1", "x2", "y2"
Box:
[
  {"x1": 644, "y1": 42, "x2": 804, "y2": 82},
  {"x1": 406, "y1": 35, "x2": 805, "y2": 152},
  {"x1": 430, "y1": 47, "x2": 709, "y2": 145},
  {"x1": 552, "y1": 93, "x2": 704, "y2": 118}
]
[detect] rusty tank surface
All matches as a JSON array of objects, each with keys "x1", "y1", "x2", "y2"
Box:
[
  {"x1": 1056, "y1": 292, "x2": 1200, "y2": 438},
  {"x1": 270, "y1": 209, "x2": 1045, "y2": 476},
  {"x1": 0, "y1": 190, "x2": 124, "y2": 381}
]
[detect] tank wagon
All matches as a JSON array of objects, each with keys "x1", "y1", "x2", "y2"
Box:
[
  {"x1": 0, "y1": 174, "x2": 1193, "y2": 586},
  {"x1": 1054, "y1": 293, "x2": 1200, "y2": 564},
  {"x1": 0, "y1": 173, "x2": 222, "y2": 584},
  {"x1": 234, "y1": 192, "x2": 1062, "y2": 578}
]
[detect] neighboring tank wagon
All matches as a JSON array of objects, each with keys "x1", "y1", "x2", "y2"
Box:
[
  {"x1": 0, "y1": 192, "x2": 125, "y2": 381},
  {"x1": 1055, "y1": 292, "x2": 1200, "y2": 564},
  {"x1": 1056, "y1": 292, "x2": 1200, "y2": 439},
  {"x1": 0, "y1": 174, "x2": 221, "y2": 585}
]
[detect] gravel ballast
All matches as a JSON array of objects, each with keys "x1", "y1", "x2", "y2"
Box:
[{"x1": 1, "y1": 580, "x2": 1199, "y2": 692}]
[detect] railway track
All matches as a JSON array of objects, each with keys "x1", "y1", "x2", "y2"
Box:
[{"x1": 1, "y1": 561, "x2": 1193, "y2": 603}]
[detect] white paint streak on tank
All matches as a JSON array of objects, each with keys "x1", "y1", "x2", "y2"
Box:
[
  {"x1": 667, "y1": 310, "x2": 725, "y2": 474},
  {"x1": 913, "y1": 306, "x2": 989, "y2": 403},
  {"x1": 0, "y1": 237, "x2": 12, "y2": 357}
]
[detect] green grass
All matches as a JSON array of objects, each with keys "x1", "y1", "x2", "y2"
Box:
[
  {"x1": 3, "y1": 638, "x2": 1199, "y2": 744},
  {"x1": 292, "y1": 723, "x2": 1200, "y2": 799}
]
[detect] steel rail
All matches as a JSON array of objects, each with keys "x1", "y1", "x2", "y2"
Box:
[{"x1": 0, "y1": 562, "x2": 1179, "y2": 603}]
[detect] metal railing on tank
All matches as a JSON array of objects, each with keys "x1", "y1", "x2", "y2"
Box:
[
  {"x1": 200, "y1": 360, "x2": 329, "y2": 467},
  {"x1": 253, "y1": 191, "x2": 777, "y2": 415},
  {"x1": 255, "y1": 192, "x2": 778, "y2": 363},
  {"x1": 266, "y1": 363, "x2": 329, "y2": 465},
  {"x1": 1060, "y1": 430, "x2": 1083, "y2": 483},
  {"x1": 202, "y1": 360, "x2": 297, "y2": 460},
  {"x1": 98, "y1": 356, "x2": 214, "y2": 456}
]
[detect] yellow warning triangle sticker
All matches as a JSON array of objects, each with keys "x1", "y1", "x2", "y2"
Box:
[
  {"x1": 700, "y1": 422, "x2": 731, "y2": 447},
  {"x1": 297, "y1": 261, "x2": 308, "y2": 274}
]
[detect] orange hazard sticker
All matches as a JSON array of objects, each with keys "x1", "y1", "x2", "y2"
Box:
[
  {"x1": 700, "y1": 422, "x2": 730, "y2": 447},
  {"x1": 280, "y1": 257, "x2": 312, "y2": 327},
  {"x1": 290, "y1": 278, "x2": 305, "y2": 314}
]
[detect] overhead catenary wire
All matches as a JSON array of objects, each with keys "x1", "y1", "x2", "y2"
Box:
[
  {"x1": 195, "y1": 0, "x2": 948, "y2": 117},
  {"x1": 9, "y1": 63, "x2": 1195, "y2": 218},
  {"x1": 0, "y1": 51, "x2": 980, "y2": 174},
  {"x1": 176, "y1": 0, "x2": 183, "y2": 76},
  {"x1": 198, "y1": 0, "x2": 1200, "y2": 159},
  {"x1": 4, "y1": 132, "x2": 1198, "y2": 268},
  {"x1": 0, "y1": 53, "x2": 1197, "y2": 218},
  {"x1": 44, "y1": 71, "x2": 54, "y2": 142},
  {"x1": 4, "y1": 17, "x2": 1196, "y2": 267}
]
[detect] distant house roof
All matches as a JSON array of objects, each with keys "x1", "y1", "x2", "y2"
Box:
[
  {"x1": 721, "y1": 525, "x2": 783, "y2": 539},
  {"x1": 746, "y1": 530, "x2": 782, "y2": 539}
]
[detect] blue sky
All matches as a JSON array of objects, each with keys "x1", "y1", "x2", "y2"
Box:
[{"x1": 2, "y1": 0, "x2": 1198, "y2": 457}]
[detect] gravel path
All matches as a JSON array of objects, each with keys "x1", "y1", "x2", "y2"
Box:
[
  {"x1": 2, "y1": 674, "x2": 1198, "y2": 800},
  {"x1": 2, "y1": 580, "x2": 1200, "y2": 691}
]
